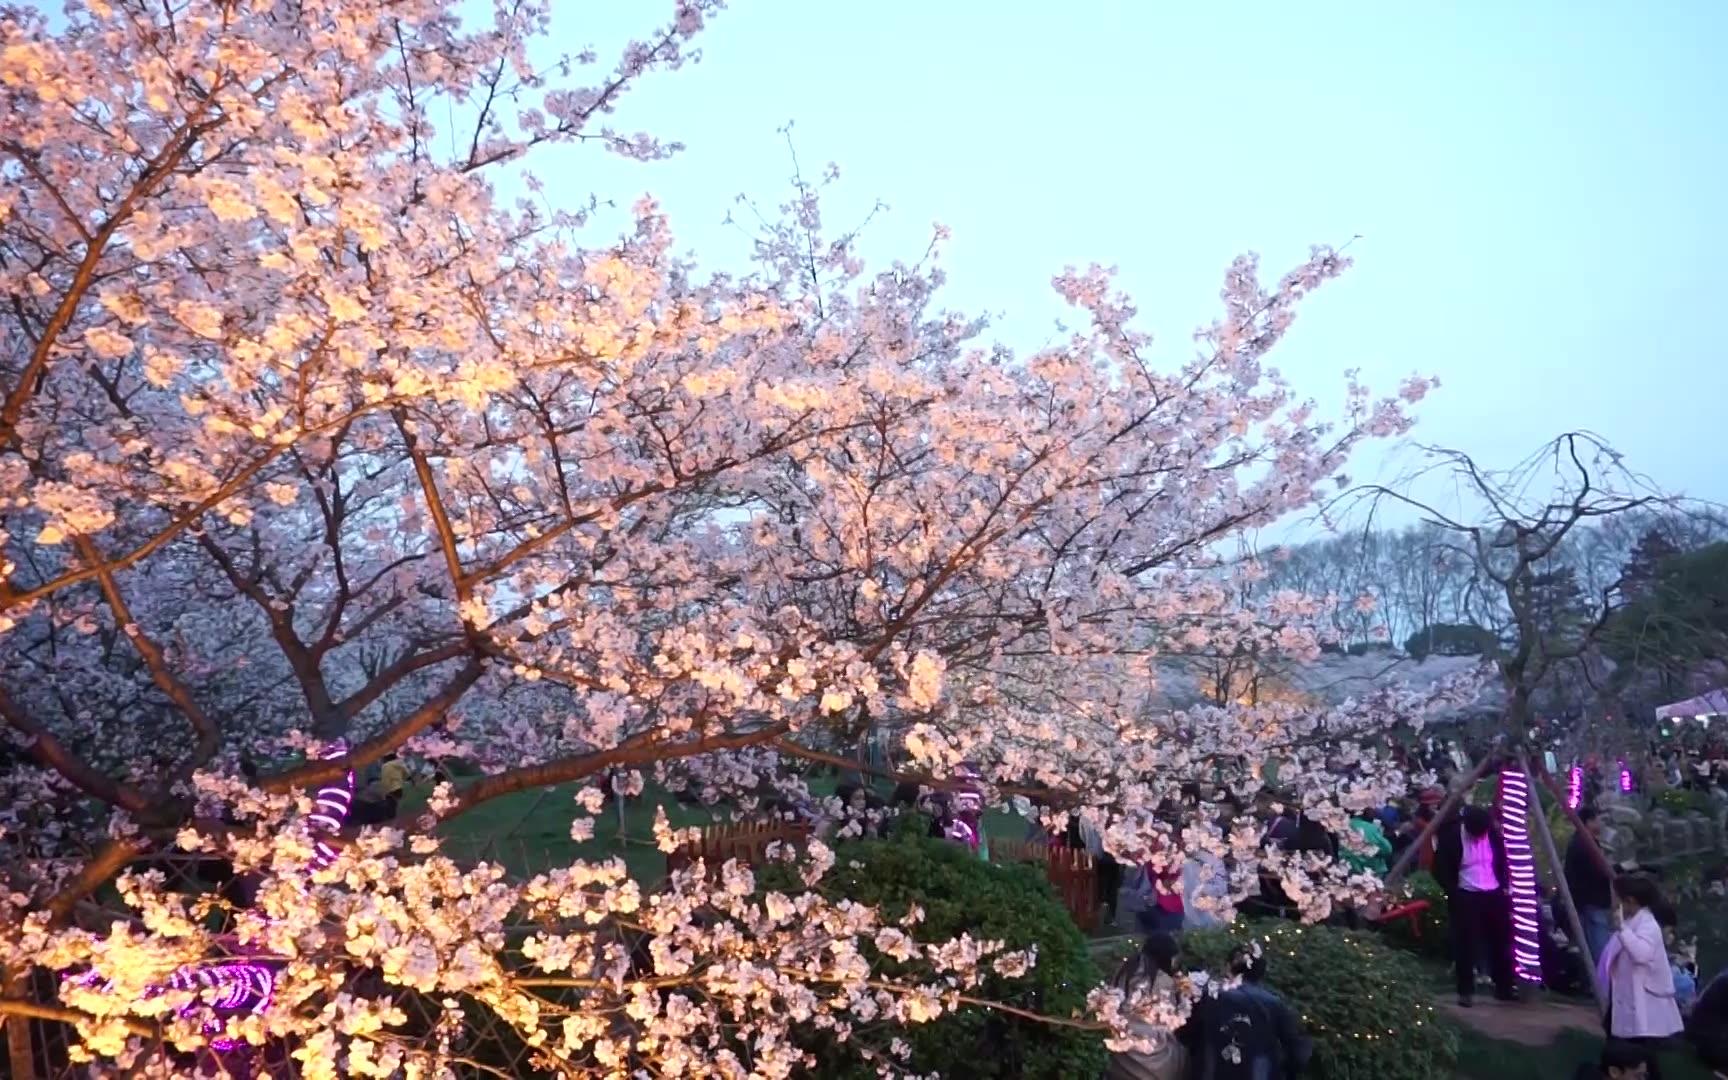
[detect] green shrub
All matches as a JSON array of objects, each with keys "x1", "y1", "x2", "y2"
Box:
[
  {"x1": 1469, "y1": 779, "x2": 1498, "y2": 808},
  {"x1": 762, "y1": 830, "x2": 1106, "y2": 1079},
  {"x1": 1379, "y1": 871, "x2": 1451, "y2": 961},
  {"x1": 1547, "y1": 803, "x2": 1575, "y2": 854},
  {"x1": 1656, "y1": 788, "x2": 1713, "y2": 816},
  {"x1": 1182, "y1": 921, "x2": 1458, "y2": 1080}
]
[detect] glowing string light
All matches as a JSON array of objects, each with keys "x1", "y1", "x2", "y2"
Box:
[
  {"x1": 1566, "y1": 763, "x2": 1583, "y2": 811},
  {"x1": 309, "y1": 739, "x2": 356, "y2": 871},
  {"x1": 1498, "y1": 767, "x2": 1543, "y2": 984},
  {"x1": 1618, "y1": 759, "x2": 1633, "y2": 793},
  {"x1": 66, "y1": 740, "x2": 355, "y2": 1048}
]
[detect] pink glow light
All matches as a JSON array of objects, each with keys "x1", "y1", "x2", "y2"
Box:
[
  {"x1": 309, "y1": 740, "x2": 355, "y2": 871},
  {"x1": 1566, "y1": 764, "x2": 1583, "y2": 811},
  {"x1": 1618, "y1": 760, "x2": 1633, "y2": 793},
  {"x1": 1498, "y1": 768, "x2": 1543, "y2": 984},
  {"x1": 67, "y1": 740, "x2": 354, "y2": 1050}
]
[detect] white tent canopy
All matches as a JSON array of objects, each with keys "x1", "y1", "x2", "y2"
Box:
[{"x1": 1655, "y1": 688, "x2": 1728, "y2": 721}]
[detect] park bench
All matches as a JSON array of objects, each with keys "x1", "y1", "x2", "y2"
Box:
[{"x1": 1374, "y1": 898, "x2": 1433, "y2": 938}]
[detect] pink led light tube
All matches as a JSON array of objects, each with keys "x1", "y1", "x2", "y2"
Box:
[
  {"x1": 309, "y1": 739, "x2": 356, "y2": 871},
  {"x1": 1498, "y1": 768, "x2": 1543, "y2": 984},
  {"x1": 66, "y1": 739, "x2": 354, "y2": 1051}
]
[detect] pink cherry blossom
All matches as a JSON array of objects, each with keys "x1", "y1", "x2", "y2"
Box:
[{"x1": 0, "y1": 0, "x2": 1458, "y2": 1072}]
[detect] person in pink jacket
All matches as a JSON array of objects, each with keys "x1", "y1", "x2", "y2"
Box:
[{"x1": 1597, "y1": 875, "x2": 1683, "y2": 1079}]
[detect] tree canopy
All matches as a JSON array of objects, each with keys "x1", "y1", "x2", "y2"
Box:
[{"x1": 0, "y1": 1, "x2": 1464, "y2": 1074}]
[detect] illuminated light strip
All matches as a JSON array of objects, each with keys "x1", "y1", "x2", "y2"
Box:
[
  {"x1": 1618, "y1": 760, "x2": 1633, "y2": 793},
  {"x1": 1566, "y1": 763, "x2": 1583, "y2": 811},
  {"x1": 1498, "y1": 768, "x2": 1543, "y2": 983},
  {"x1": 944, "y1": 818, "x2": 978, "y2": 848},
  {"x1": 309, "y1": 739, "x2": 356, "y2": 871},
  {"x1": 67, "y1": 739, "x2": 354, "y2": 1047}
]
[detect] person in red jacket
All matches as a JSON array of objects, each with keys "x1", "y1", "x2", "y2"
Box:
[{"x1": 1133, "y1": 838, "x2": 1187, "y2": 934}]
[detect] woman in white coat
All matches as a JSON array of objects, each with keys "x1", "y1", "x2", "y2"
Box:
[{"x1": 1598, "y1": 874, "x2": 1683, "y2": 1079}]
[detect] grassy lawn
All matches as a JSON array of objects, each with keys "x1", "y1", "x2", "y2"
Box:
[
  {"x1": 410, "y1": 775, "x2": 1030, "y2": 885},
  {"x1": 420, "y1": 781, "x2": 709, "y2": 883},
  {"x1": 1457, "y1": 1025, "x2": 1710, "y2": 1080}
]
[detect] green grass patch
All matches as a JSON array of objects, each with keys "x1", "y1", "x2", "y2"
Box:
[
  {"x1": 411, "y1": 776, "x2": 1033, "y2": 885},
  {"x1": 1455, "y1": 1025, "x2": 1709, "y2": 1080}
]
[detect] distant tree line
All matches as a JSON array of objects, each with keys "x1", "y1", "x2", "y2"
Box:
[{"x1": 1259, "y1": 508, "x2": 1728, "y2": 713}]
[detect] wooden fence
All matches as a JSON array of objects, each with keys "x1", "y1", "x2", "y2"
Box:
[
  {"x1": 988, "y1": 838, "x2": 1100, "y2": 932},
  {"x1": 664, "y1": 821, "x2": 813, "y2": 879}
]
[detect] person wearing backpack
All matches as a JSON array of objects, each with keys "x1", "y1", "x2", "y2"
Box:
[{"x1": 1187, "y1": 941, "x2": 1311, "y2": 1080}]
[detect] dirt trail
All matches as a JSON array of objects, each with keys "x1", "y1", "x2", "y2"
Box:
[{"x1": 1434, "y1": 994, "x2": 1601, "y2": 1046}]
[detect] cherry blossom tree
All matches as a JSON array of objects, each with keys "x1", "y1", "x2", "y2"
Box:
[{"x1": 1, "y1": 1, "x2": 1467, "y2": 1074}]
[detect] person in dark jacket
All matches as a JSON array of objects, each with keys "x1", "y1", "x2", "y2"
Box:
[
  {"x1": 1566, "y1": 807, "x2": 1615, "y2": 963},
  {"x1": 1433, "y1": 804, "x2": 1516, "y2": 1006},
  {"x1": 1185, "y1": 942, "x2": 1311, "y2": 1080},
  {"x1": 1692, "y1": 968, "x2": 1728, "y2": 1064},
  {"x1": 1292, "y1": 814, "x2": 1337, "y2": 858},
  {"x1": 1262, "y1": 805, "x2": 1299, "y2": 851}
]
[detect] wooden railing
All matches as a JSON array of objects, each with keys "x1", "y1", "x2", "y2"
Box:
[
  {"x1": 664, "y1": 821, "x2": 813, "y2": 879},
  {"x1": 988, "y1": 838, "x2": 1099, "y2": 932}
]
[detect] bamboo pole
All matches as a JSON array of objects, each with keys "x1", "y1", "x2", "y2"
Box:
[
  {"x1": 1385, "y1": 745, "x2": 1502, "y2": 890},
  {"x1": 1521, "y1": 754, "x2": 1605, "y2": 1012}
]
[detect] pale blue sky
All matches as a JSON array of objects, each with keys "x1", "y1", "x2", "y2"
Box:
[{"x1": 536, "y1": 0, "x2": 1727, "y2": 511}]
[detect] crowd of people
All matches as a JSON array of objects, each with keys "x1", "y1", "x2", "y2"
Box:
[
  {"x1": 635, "y1": 740, "x2": 1728, "y2": 1078},
  {"x1": 1646, "y1": 740, "x2": 1728, "y2": 795},
  {"x1": 1418, "y1": 747, "x2": 1725, "y2": 1079},
  {"x1": 1062, "y1": 731, "x2": 1727, "y2": 1079}
]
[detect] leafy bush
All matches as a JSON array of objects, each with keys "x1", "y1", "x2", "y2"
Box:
[
  {"x1": 1182, "y1": 921, "x2": 1458, "y2": 1080},
  {"x1": 1547, "y1": 803, "x2": 1576, "y2": 855},
  {"x1": 1656, "y1": 788, "x2": 1714, "y2": 816},
  {"x1": 1378, "y1": 871, "x2": 1451, "y2": 961},
  {"x1": 761, "y1": 830, "x2": 1106, "y2": 1079}
]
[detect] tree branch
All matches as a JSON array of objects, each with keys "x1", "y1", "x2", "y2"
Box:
[
  {"x1": 0, "y1": 686, "x2": 152, "y2": 813},
  {"x1": 444, "y1": 721, "x2": 794, "y2": 820},
  {"x1": 257, "y1": 659, "x2": 485, "y2": 792}
]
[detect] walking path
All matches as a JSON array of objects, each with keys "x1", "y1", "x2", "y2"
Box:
[{"x1": 1434, "y1": 993, "x2": 1600, "y2": 1046}]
